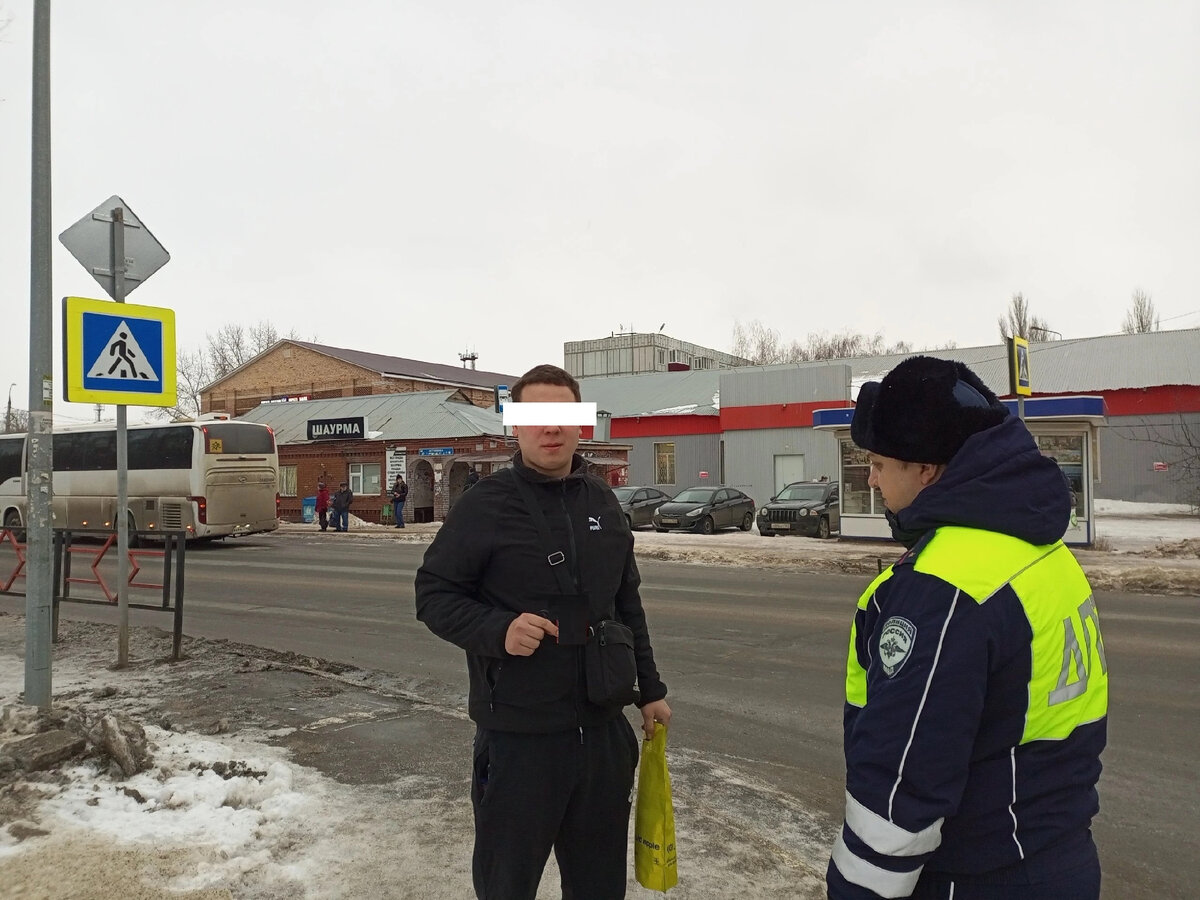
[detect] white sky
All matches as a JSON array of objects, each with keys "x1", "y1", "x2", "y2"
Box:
[{"x1": 2, "y1": 1, "x2": 1199, "y2": 426}]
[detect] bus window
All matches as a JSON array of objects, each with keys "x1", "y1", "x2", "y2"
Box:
[
  {"x1": 54, "y1": 430, "x2": 117, "y2": 472},
  {"x1": 0, "y1": 436, "x2": 23, "y2": 484},
  {"x1": 203, "y1": 423, "x2": 275, "y2": 455},
  {"x1": 129, "y1": 427, "x2": 193, "y2": 470}
]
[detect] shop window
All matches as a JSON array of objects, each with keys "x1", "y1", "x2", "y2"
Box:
[
  {"x1": 1037, "y1": 434, "x2": 1085, "y2": 518},
  {"x1": 350, "y1": 462, "x2": 381, "y2": 496},
  {"x1": 278, "y1": 466, "x2": 298, "y2": 497},
  {"x1": 841, "y1": 442, "x2": 884, "y2": 515},
  {"x1": 654, "y1": 442, "x2": 676, "y2": 485}
]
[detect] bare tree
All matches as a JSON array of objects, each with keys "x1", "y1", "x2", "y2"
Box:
[
  {"x1": 151, "y1": 348, "x2": 212, "y2": 421},
  {"x1": 150, "y1": 319, "x2": 303, "y2": 420},
  {"x1": 732, "y1": 320, "x2": 913, "y2": 365},
  {"x1": 1121, "y1": 289, "x2": 1160, "y2": 334},
  {"x1": 1120, "y1": 416, "x2": 1200, "y2": 515},
  {"x1": 998, "y1": 292, "x2": 1056, "y2": 341},
  {"x1": 204, "y1": 320, "x2": 300, "y2": 380}
]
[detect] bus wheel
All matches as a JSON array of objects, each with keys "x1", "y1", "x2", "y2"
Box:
[
  {"x1": 126, "y1": 512, "x2": 141, "y2": 549},
  {"x1": 3, "y1": 510, "x2": 24, "y2": 542}
]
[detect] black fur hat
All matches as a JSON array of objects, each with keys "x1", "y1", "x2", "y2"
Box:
[{"x1": 851, "y1": 356, "x2": 1009, "y2": 464}]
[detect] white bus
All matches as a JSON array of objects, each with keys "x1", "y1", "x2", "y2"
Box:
[{"x1": 0, "y1": 418, "x2": 279, "y2": 542}]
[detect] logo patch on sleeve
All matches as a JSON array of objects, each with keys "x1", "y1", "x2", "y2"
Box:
[{"x1": 879, "y1": 616, "x2": 916, "y2": 677}]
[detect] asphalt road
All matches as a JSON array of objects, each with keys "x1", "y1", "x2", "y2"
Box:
[{"x1": 5, "y1": 532, "x2": 1198, "y2": 899}]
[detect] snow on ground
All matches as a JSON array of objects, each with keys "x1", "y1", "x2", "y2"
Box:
[{"x1": 0, "y1": 621, "x2": 830, "y2": 899}]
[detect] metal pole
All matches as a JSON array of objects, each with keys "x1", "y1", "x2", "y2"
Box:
[
  {"x1": 113, "y1": 207, "x2": 130, "y2": 668},
  {"x1": 25, "y1": 0, "x2": 53, "y2": 709}
]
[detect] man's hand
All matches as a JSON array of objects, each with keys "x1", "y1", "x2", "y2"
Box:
[
  {"x1": 640, "y1": 698, "x2": 672, "y2": 740},
  {"x1": 504, "y1": 613, "x2": 559, "y2": 656}
]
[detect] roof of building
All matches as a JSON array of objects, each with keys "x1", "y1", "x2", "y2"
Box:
[
  {"x1": 205, "y1": 340, "x2": 519, "y2": 393},
  {"x1": 799, "y1": 328, "x2": 1200, "y2": 396},
  {"x1": 579, "y1": 368, "x2": 723, "y2": 417},
  {"x1": 238, "y1": 390, "x2": 505, "y2": 444},
  {"x1": 290, "y1": 341, "x2": 519, "y2": 390},
  {"x1": 582, "y1": 328, "x2": 1200, "y2": 414}
]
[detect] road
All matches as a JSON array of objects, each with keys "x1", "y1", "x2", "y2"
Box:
[{"x1": 6, "y1": 531, "x2": 1197, "y2": 898}]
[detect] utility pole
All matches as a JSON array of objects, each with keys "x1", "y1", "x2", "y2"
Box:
[{"x1": 25, "y1": 0, "x2": 54, "y2": 709}]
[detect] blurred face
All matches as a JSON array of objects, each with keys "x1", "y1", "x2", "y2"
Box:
[
  {"x1": 867, "y1": 453, "x2": 944, "y2": 514},
  {"x1": 512, "y1": 383, "x2": 581, "y2": 479}
]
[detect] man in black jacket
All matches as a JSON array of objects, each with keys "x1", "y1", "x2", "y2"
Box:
[{"x1": 415, "y1": 364, "x2": 671, "y2": 900}]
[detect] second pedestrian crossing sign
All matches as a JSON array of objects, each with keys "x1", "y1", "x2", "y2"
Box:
[{"x1": 62, "y1": 296, "x2": 177, "y2": 406}]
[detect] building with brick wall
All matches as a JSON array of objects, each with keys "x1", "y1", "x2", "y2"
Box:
[
  {"x1": 202, "y1": 340, "x2": 519, "y2": 417},
  {"x1": 239, "y1": 390, "x2": 631, "y2": 525}
]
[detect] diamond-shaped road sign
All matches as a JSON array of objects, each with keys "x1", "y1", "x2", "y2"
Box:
[{"x1": 58, "y1": 195, "x2": 170, "y2": 300}]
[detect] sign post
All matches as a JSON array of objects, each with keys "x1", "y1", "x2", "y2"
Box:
[
  {"x1": 1007, "y1": 336, "x2": 1032, "y2": 420},
  {"x1": 60, "y1": 196, "x2": 172, "y2": 668}
]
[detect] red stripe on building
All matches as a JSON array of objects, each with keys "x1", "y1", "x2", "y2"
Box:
[
  {"x1": 720, "y1": 400, "x2": 853, "y2": 431},
  {"x1": 610, "y1": 415, "x2": 722, "y2": 438},
  {"x1": 1037, "y1": 386, "x2": 1200, "y2": 417}
]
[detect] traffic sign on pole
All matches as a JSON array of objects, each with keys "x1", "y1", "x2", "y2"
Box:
[
  {"x1": 58, "y1": 196, "x2": 169, "y2": 300},
  {"x1": 62, "y1": 296, "x2": 177, "y2": 406}
]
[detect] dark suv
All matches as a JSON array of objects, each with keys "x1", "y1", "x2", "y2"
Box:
[{"x1": 757, "y1": 480, "x2": 840, "y2": 539}]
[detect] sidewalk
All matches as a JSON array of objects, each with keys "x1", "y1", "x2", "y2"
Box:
[{"x1": 0, "y1": 615, "x2": 829, "y2": 900}]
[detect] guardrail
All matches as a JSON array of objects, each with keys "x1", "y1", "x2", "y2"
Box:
[{"x1": 0, "y1": 527, "x2": 186, "y2": 660}]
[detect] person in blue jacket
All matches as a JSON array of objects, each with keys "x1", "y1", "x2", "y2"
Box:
[{"x1": 828, "y1": 356, "x2": 1107, "y2": 900}]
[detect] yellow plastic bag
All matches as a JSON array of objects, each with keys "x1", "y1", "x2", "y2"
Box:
[{"x1": 634, "y1": 722, "x2": 678, "y2": 892}]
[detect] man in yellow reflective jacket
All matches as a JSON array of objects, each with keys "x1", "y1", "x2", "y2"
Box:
[{"x1": 828, "y1": 356, "x2": 1107, "y2": 900}]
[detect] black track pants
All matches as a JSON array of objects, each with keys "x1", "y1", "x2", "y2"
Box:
[{"x1": 471, "y1": 716, "x2": 639, "y2": 900}]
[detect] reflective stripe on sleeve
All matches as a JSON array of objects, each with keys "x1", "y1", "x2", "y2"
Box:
[
  {"x1": 845, "y1": 790, "x2": 944, "y2": 857},
  {"x1": 832, "y1": 833, "x2": 923, "y2": 899}
]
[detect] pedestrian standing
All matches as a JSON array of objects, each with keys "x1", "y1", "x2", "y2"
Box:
[
  {"x1": 331, "y1": 481, "x2": 353, "y2": 532},
  {"x1": 827, "y1": 356, "x2": 1107, "y2": 900},
  {"x1": 391, "y1": 475, "x2": 409, "y2": 528},
  {"x1": 315, "y1": 482, "x2": 331, "y2": 532},
  {"x1": 416, "y1": 363, "x2": 671, "y2": 900}
]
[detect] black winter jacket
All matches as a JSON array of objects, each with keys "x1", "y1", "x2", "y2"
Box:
[{"x1": 414, "y1": 452, "x2": 668, "y2": 733}]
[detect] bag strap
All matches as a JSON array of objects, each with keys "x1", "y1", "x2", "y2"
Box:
[{"x1": 511, "y1": 473, "x2": 578, "y2": 596}]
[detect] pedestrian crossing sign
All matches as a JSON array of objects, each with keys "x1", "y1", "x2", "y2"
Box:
[{"x1": 62, "y1": 296, "x2": 177, "y2": 406}]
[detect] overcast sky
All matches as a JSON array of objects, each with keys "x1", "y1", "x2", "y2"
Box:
[{"x1": 2, "y1": 1, "x2": 1198, "y2": 425}]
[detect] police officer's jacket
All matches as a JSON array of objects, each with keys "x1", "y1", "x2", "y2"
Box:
[
  {"x1": 828, "y1": 417, "x2": 1108, "y2": 898},
  {"x1": 415, "y1": 452, "x2": 668, "y2": 733}
]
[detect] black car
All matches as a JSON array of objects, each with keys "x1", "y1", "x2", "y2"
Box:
[
  {"x1": 611, "y1": 486, "x2": 671, "y2": 529},
  {"x1": 652, "y1": 486, "x2": 756, "y2": 535},
  {"x1": 757, "y1": 479, "x2": 840, "y2": 539}
]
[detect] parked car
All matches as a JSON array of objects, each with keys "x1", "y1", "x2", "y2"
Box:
[
  {"x1": 757, "y1": 479, "x2": 840, "y2": 539},
  {"x1": 611, "y1": 486, "x2": 672, "y2": 529},
  {"x1": 652, "y1": 486, "x2": 756, "y2": 535}
]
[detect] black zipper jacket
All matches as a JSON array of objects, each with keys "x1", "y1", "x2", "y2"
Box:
[{"x1": 414, "y1": 452, "x2": 668, "y2": 733}]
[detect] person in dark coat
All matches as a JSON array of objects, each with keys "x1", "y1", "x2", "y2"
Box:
[
  {"x1": 391, "y1": 475, "x2": 409, "y2": 528},
  {"x1": 331, "y1": 481, "x2": 353, "y2": 532},
  {"x1": 828, "y1": 356, "x2": 1106, "y2": 900},
  {"x1": 415, "y1": 364, "x2": 671, "y2": 900}
]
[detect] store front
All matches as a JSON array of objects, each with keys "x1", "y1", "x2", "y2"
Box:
[{"x1": 814, "y1": 396, "x2": 1105, "y2": 546}]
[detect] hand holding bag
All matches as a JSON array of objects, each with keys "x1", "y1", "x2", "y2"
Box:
[{"x1": 635, "y1": 722, "x2": 678, "y2": 892}]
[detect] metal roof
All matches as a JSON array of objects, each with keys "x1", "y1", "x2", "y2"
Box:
[
  {"x1": 290, "y1": 341, "x2": 519, "y2": 390},
  {"x1": 788, "y1": 329, "x2": 1200, "y2": 395},
  {"x1": 579, "y1": 328, "x2": 1200, "y2": 413},
  {"x1": 579, "y1": 368, "x2": 723, "y2": 417},
  {"x1": 238, "y1": 390, "x2": 505, "y2": 444},
  {"x1": 204, "y1": 340, "x2": 520, "y2": 393}
]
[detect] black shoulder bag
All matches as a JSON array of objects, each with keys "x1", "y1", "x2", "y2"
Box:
[{"x1": 511, "y1": 474, "x2": 639, "y2": 708}]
